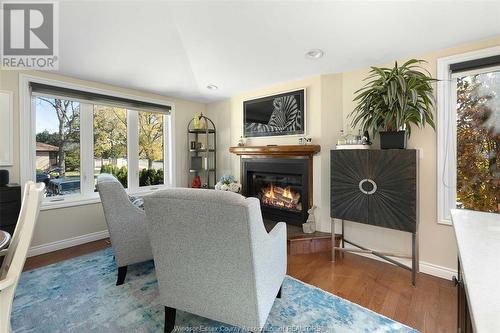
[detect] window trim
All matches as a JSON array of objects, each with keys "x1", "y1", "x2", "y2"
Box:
[
  {"x1": 19, "y1": 74, "x2": 176, "y2": 210},
  {"x1": 436, "y1": 46, "x2": 500, "y2": 225}
]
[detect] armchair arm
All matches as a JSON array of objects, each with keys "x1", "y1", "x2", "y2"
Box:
[{"x1": 268, "y1": 222, "x2": 286, "y2": 241}]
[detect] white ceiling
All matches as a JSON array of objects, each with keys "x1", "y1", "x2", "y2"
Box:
[{"x1": 58, "y1": 1, "x2": 500, "y2": 103}]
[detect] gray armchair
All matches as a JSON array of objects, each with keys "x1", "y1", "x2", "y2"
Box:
[
  {"x1": 144, "y1": 188, "x2": 287, "y2": 332},
  {"x1": 97, "y1": 174, "x2": 153, "y2": 285}
]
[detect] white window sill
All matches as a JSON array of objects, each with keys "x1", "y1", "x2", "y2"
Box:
[
  {"x1": 41, "y1": 195, "x2": 101, "y2": 211},
  {"x1": 40, "y1": 185, "x2": 173, "y2": 211}
]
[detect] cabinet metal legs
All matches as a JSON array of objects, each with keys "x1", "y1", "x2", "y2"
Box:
[{"x1": 332, "y1": 219, "x2": 418, "y2": 286}]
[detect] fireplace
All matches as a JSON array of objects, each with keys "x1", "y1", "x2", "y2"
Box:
[
  {"x1": 230, "y1": 145, "x2": 320, "y2": 226},
  {"x1": 242, "y1": 158, "x2": 310, "y2": 226}
]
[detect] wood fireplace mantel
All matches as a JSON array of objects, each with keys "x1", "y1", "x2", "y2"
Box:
[{"x1": 229, "y1": 145, "x2": 321, "y2": 157}]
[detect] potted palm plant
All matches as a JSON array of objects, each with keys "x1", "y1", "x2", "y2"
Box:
[{"x1": 350, "y1": 59, "x2": 436, "y2": 149}]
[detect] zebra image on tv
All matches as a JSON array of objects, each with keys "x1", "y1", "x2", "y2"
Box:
[{"x1": 244, "y1": 89, "x2": 305, "y2": 137}]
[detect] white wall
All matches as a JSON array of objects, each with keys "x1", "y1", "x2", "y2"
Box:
[
  {"x1": 0, "y1": 70, "x2": 205, "y2": 248},
  {"x1": 207, "y1": 36, "x2": 500, "y2": 275}
]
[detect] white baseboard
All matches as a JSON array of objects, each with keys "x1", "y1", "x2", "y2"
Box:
[
  {"x1": 28, "y1": 230, "x2": 109, "y2": 257},
  {"x1": 347, "y1": 250, "x2": 457, "y2": 280},
  {"x1": 419, "y1": 261, "x2": 457, "y2": 280}
]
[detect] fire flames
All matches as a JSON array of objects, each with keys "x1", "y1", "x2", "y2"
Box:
[{"x1": 260, "y1": 183, "x2": 302, "y2": 211}]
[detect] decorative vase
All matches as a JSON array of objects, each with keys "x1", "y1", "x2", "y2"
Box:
[
  {"x1": 191, "y1": 176, "x2": 202, "y2": 188},
  {"x1": 380, "y1": 130, "x2": 407, "y2": 149},
  {"x1": 193, "y1": 114, "x2": 200, "y2": 129}
]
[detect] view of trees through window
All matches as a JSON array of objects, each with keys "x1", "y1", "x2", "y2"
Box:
[
  {"x1": 35, "y1": 97, "x2": 81, "y2": 197},
  {"x1": 94, "y1": 106, "x2": 128, "y2": 189},
  {"x1": 456, "y1": 69, "x2": 499, "y2": 213},
  {"x1": 139, "y1": 111, "x2": 164, "y2": 187},
  {"x1": 35, "y1": 96, "x2": 166, "y2": 198}
]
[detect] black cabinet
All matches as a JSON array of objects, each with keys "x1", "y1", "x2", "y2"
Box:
[
  {"x1": 330, "y1": 149, "x2": 417, "y2": 233},
  {"x1": 0, "y1": 185, "x2": 22, "y2": 235},
  {"x1": 330, "y1": 149, "x2": 419, "y2": 285}
]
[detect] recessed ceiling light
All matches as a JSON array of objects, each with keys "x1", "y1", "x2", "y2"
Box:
[
  {"x1": 305, "y1": 49, "x2": 324, "y2": 59},
  {"x1": 206, "y1": 84, "x2": 218, "y2": 90}
]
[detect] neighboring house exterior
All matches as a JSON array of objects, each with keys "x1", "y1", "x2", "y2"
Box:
[{"x1": 36, "y1": 142, "x2": 59, "y2": 171}]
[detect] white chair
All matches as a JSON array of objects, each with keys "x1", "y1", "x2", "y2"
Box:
[
  {"x1": 144, "y1": 188, "x2": 287, "y2": 332},
  {"x1": 0, "y1": 182, "x2": 45, "y2": 333}
]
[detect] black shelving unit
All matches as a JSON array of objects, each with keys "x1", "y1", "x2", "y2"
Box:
[{"x1": 187, "y1": 114, "x2": 216, "y2": 189}]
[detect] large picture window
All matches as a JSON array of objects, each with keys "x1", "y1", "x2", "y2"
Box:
[
  {"x1": 22, "y1": 75, "x2": 174, "y2": 208},
  {"x1": 437, "y1": 48, "x2": 499, "y2": 224}
]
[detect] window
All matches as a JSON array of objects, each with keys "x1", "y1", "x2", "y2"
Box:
[
  {"x1": 455, "y1": 70, "x2": 499, "y2": 213},
  {"x1": 21, "y1": 75, "x2": 174, "y2": 208},
  {"x1": 93, "y1": 106, "x2": 128, "y2": 189},
  {"x1": 35, "y1": 97, "x2": 81, "y2": 197},
  {"x1": 138, "y1": 111, "x2": 165, "y2": 187},
  {"x1": 437, "y1": 48, "x2": 500, "y2": 224}
]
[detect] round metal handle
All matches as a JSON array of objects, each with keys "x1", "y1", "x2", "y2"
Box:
[{"x1": 358, "y1": 179, "x2": 377, "y2": 195}]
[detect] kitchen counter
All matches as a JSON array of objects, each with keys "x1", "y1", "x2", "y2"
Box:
[{"x1": 451, "y1": 209, "x2": 500, "y2": 332}]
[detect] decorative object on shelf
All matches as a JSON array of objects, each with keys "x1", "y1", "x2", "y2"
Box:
[
  {"x1": 302, "y1": 205, "x2": 316, "y2": 234},
  {"x1": 349, "y1": 59, "x2": 436, "y2": 149},
  {"x1": 190, "y1": 156, "x2": 202, "y2": 171},
  {"x1": 191, "y1": 176, "x2": 202, "y2": 188},
  {"x1": 238, "y1": 136, "x2": 245, "y2": 147},
  {"x1": 187, "y1": 114, "x2": 216, "y2": 188},
  {"x1": 199, "y1": 116, "x2": 207, "y2": 129},
  {"x1": 193, "y1": 113, "x2": 200, "y2": 129},
  {"x1": 362, "y1": 130, "x2": 371, "y2": 145},
  {"x1": 298, "y1": 137, "x2": 312, "y2": 145},
  {"x1": 244, "y1": 89, "x2": 306, "y2": 138},
  {"x1": 336, "y1": 129, "x2": 370, "y2": 149},
  {"x1": 215, "y1": 174, "x2": 241, "y2": 193}
]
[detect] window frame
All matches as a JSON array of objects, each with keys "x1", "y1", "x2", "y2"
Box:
[
  {"x1": 436, "y1": 46, "x2": 500, "y2": 225},
  {"x1": 20, "y1": 74, "x2": 176, "y2": 210}
]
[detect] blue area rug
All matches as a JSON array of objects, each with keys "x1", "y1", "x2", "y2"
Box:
[{"x1": 13, "y1": 248, "x2": 418, "y2": 333}]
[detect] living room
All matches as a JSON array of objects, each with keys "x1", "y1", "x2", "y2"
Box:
[{"x1": 0, "y1": 1, "x2": 499, "y2": 333}]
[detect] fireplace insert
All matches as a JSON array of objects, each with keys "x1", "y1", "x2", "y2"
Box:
[{"x1": 242, "y1": 158, "x2": 309, "y2": 226}]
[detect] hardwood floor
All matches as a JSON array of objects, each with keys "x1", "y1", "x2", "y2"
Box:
[
  {"x1": 288, "y1": 252, "x2": 457, "y2": 333},
  {"x1": 23, "y1": 239, "x2": 456, "y2": 333},
  {"x1": 23, "y1": 239, "x2": 111, "y2": 271}
]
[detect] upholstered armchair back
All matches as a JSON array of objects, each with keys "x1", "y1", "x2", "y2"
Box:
[
  {"x1": 97, "y1": 174, "x2": 152, "y2": 267},
  {"x1": 144, "y1": 188, "x2": 286, "y2": 330}
]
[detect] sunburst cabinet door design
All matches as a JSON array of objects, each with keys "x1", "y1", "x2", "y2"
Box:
[{"x1": 330, "y1": 149, "x2": 417, "y2": 233}]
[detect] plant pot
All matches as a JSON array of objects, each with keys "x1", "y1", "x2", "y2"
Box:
[{"x1": 380, "y1": 130, "x2": 407, "y2": 149}]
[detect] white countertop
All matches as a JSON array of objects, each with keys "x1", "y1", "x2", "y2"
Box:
[{"x1": 451, "y1": 209, "x2": 500, "y2": 333}]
